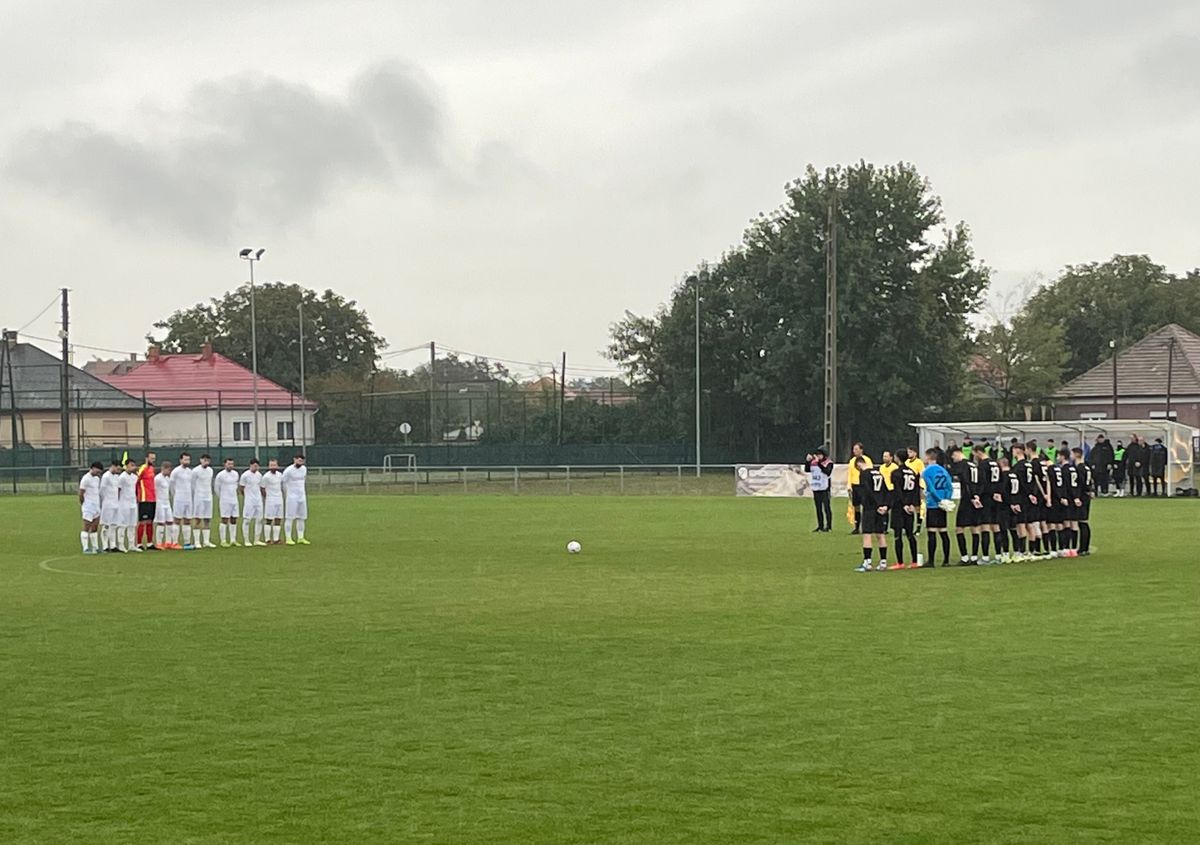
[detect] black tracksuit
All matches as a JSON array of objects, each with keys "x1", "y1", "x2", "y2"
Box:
[
  {"x1": 1090, "y1": 440, "x2": 1114, "y2": 494},
  {"x1": 1125, "y1": 440, "x2": 1150, "y2": 496}
]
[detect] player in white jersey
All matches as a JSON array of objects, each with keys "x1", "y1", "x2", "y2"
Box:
[
  {"x1": 239, "y1": 458, "x2": 267, "y2": 546},
  {"x1": 171, "y1": 452, "x2": 196, "y2": 549},
  {"x1": 191, "y1": 454, "x2": 216, "y2": 548},
  {"x1": 282, "y1": 453, "x2": 310, "y2": 545},
  {"x1": 78, "y1": 462, "x2": 103, "y2": 553},
  {"x1": 214, "y1": 457, "x2": 242, "y2": 547},
  {"x1": 261, "y1": 458, "x2": 285, "y2": 544},
  {"x1": 153, "y1": 460, "x2": 178, "y2": 549},
  {"x1": 99, "y1": 460, "x2": 122, "y2": 552},
  {"x1": 118, "y1": 459, "x2": 141, "y2": 552}
]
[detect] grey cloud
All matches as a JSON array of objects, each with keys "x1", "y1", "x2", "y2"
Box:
[{"x1": 4, "y1": 63, "x2": 447, "y2": 242}]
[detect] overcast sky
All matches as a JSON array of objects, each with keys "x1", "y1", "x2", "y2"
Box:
[{"x1": 3, "y1": 0, "x2": 1198, "y2": 377}]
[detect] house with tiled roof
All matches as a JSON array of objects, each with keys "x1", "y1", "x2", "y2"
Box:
[
  {"x1": 88, "y1": 343, "x2": 316, "y2": 449},
  {"x1": 1052, "y1": 324, "x2": 1200, "y2": 430},
  {"x1": 0, "y1": 332, "x2": 152, "y2": 451}
]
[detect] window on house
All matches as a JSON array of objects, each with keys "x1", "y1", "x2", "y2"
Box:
[
  {"x1": 277, "y1": 420, "x2": 295, "y2": 441},
  {"x1": 1149, "y1": 410, "x2": 1178, "y2": 420},
  {"x1": 233, "y1": 421, "x2": 251, "y2": 442}
]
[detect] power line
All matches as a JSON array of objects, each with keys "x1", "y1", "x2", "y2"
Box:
[
  {"x1": 21, "y1": 333, "x2": 138, "y2": 358},
  {"x1": 16, "y1": 294, "x2": 63, "y2": 333}
]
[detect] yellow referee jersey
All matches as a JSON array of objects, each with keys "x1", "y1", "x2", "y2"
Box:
[
  {"x1": 846, "y1": 454, "x2": 873, "y2": 486},
  {"x1": 878, "y1": 461, "x2": 900, "y2": 491}
]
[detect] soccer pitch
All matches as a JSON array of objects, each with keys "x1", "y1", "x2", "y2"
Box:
[{"x1": 3, "y1": 496, "x2": 1197, "y2": 844}]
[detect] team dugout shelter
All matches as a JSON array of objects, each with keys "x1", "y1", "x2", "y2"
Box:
[{"x1": 909, "y1": 420, "x2": 1196, "y2": 496}]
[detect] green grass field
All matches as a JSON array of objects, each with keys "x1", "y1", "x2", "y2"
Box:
[{"x1": 2, "y1": 495, "x2": 1198, "y2": 844}]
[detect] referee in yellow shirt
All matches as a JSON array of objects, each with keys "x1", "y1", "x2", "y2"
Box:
[{"x1": 847, "y1": 442, "x2": 873, "y2": 534}]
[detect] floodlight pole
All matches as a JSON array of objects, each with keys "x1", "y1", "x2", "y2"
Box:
[
  {"x1": 1165, "y1": 335, "x2": 1175, "y2": 421},
  {"x1": 241, "y1": 250, "x2": 264, "y2": 460},
  {"x1": 694, "y1": 274, "x2": 701, "y2": 477},
  {"x1": 298, "y1": 299, "x2": 306, "y2": 455}
]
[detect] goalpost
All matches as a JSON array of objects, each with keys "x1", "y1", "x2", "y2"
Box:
[
  {"x1": 909, "y1": 419, "x2": 1195, "y2": 496},
  {"x1": 382, "y1": 454, "x2": 417, "y2": 472}
]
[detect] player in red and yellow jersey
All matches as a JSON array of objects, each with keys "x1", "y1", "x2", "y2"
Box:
[{"x1": 135, "y1": 451, "x2": 158, "y2": 550}]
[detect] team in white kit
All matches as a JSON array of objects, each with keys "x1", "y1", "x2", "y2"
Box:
[{"x1": 77, "y1": 452, "x2": 310, "y2": 554}]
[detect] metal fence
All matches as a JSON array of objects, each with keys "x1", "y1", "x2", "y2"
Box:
[{"x1": 0, "y1": 464, "x2": 736, "y2": 497}]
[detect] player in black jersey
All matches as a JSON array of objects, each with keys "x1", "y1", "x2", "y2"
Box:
[
  {"x1": 1071, "y1": 448, "x2": 1095, "y2": 555},
  {"x1": 891, "y1": 461, "x2": 923, "y2": 568},
  {"x1": 996, "y1": 456, "x2": 1022, "y2": 562},
  {"x1": 973, "y1": 445, "x2": 1002, "y2": 564},
  {"x1": 948, "y1": 447, "x2": 977, "y2": 564},
  {"x1": 1062, "y1": 452, "x2": 1084, "y2": 556},
  {"x1": 1046, "y1": 455, "x2": 1068, "y2": 557},
  {"x1": 1013, "y1": 443, "x2": 1044, "y2": 559},
  {"x1": 1028, "y1": 442, "x2": 1053, "y2": 558},
  {"x1": 854, "y1": 459, "x2": 891, "y2": 572}
]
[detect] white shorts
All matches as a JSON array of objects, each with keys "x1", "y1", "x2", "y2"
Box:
[
  {"x1": 101, "y1": 504, "x2": 120, "y2": 525},
  {"x1": 264, "y1": 500, "x2": 284, "y2": 520},
  {"x1": 154, "y1": 503, "x2": 174, "y2": 524},
  {"x1": 242, "y1": 501, "x2": 264, "y2": 519},
  {"x1": 219, "y1": 498, "x2": 240, "y2": 519},
  {"x1": 121, "y1": 506, "x2": 138, "y2": 527},
  {"x1": 173, "y1": 499, "x2": 193, "y2": 520},
  {"x1": 285, "y1": 498, "x2": 308, "y2": 519},
  {"x1": 82, "y1": 503, "x2": 100, "y2": 522},
  {"x1": 193, "y1": 499, "x2": 213, "y2": 520}
]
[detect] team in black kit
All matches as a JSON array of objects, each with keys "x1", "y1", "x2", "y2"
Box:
[{"x1": 848, "y1": 439, "x2": 1097, "y2": 572}]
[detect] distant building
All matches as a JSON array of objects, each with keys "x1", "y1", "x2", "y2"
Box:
[
  {"x1": 89, "y1": 343, "x2": 317, "y2": 449},
  {"x1": 0, "y1": 332, "x2": 151, "y2": 452},
  {"x1": 1052, "y1": 323, "x2": 1200, "y2": 430}
]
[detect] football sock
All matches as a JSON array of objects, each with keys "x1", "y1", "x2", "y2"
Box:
[
  {"x1": 218, "y1": 524, "x2": 226, "y2": 544},
  {"x1": 284, "y1": 520, "x2": 293, "y2": 541},
  {"x1": 971, "y1": 533, "x2": 980, "y2": 557},
  {"x1": 994, "y1": 531, "x2": 1005, "y2": 553},
  {"x1": 1031, "y1": 538, "x2": 1040, "y2": 554},
  {"x1": 89, "y1": 531, "x2": 98, "y2": 551},
  {"x1": 927, "y1": 534, "x2": 937, "y2": 565},
  {"x1": 1047, "y1": 531, "x2": 1058, "y2": 552},
  {"x1": 956, "y1": 533, "x2": 968, "y2": 557},
  {"x1": 1009, "y1": 529, "x2": 1019, "y2": 551},
  {"x1": 182, "y1": 525, "x2": 192, "y2": 545},
  {"x1": 940, "y1": 533, "x2": 950, "y2": 563},
  {"x1": 981, "y1": 533, "x2": 991, "y2": 556},
  {"x1": 272, "y1": 524, "x2": 281, "y2": 542},
  {"x1": 242, "y1": 520, "x2": 251, "y2": 544},
  {"x1": 202, "y1": 529, "x2": 211, "y2": 546},
  {"x1": 1080, "y1": 523, "x2": 1091, "y2": 552},
  {"x1": 862, "y1": 546, "x2": 872, "y2": 563},
  {"x1": 80, "y1": 531, "x2": 90, "y2": 552},
  {"x1": 296, "y1": 519, "x2": 305, "y2": 540},
  {"x1": 893, "y1": 535, "x2": 904, "y2": 564},
  {"x1": 908, "y1": 535, "x2": 918, "y2": 563},
  {"x1": 879, "y1": 546, "x2": 888, "y2": 565},
  {"x1": 128, "y1": 526, "x2": 137, "y2": 549}
]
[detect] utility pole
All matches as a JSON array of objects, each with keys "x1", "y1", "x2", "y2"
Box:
[
  {"x1": 1165, "y1": 335, "x2": 1176, "y2": 421},
  {"x1": 822, "y1": 189, "x2": 839, "y2": 459},
  {"x1": 428, "y1": 341, "x2": 436, "y2": 443},
  {"x1": 694, "y1": 275, "x2": 701, "y2": 477},
  {"x1": 558, "y1": 351, "x2": 566, "y2": 446},
  {"x1": 59, "y1": 288, "x2": 70, "y2": 468},
  {"x1": 1110, "y1": 339, "x2": 1118, "y2": 420}
]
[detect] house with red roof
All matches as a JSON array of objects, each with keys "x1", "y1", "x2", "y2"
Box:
[{"x1": 87, "y1": 343, "x2": 316, "y2": 449}]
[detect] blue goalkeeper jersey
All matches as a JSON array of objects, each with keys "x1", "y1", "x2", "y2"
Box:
[{"x1": 922, "y1": 463, "x2": 953, "y2": 508}]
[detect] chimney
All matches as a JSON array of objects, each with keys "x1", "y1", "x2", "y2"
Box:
[
  {"x1": 200, "y1": 342, "x2": 213, "y2": 361},
  {"x1": 128, "y1": 352, "x2": 138, "y2": 362},
  {"x1": 147, "y1": 344, "x2": 160, "y2": 362},
  {"x1": 2, "y1": 329, "x2": 16, "y2": 347}
]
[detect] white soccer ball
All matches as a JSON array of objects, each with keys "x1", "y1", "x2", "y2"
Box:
[{"x1": 567, "y1": 540, "x2": 582, "y2": 554}]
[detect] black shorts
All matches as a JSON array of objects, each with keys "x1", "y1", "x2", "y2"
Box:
[
  {"x1": 956, "y1": 503, "x2": 982, "y2": 528},
  {"x1": 926, "y1": 508, "x2": 948, "y2": 530},
  {"x1": 861, "y1": 509, "x2": 890, "y2": 535},
  {"x1": 1077, "y1": 501, "x2": 1091, "y2": 522},
  {"x1": 1048, "y1": 504, "x2": 1067, "y2": 525},
  {"x1": 138, "y1": 502, "x2": 157, "y2": 522},
  {"x1": 891, "y1": 508, "x2": 915, "y2": 534},
  {"x1": 997, "y1": 504, "x2": 1013, "y2": 530}
]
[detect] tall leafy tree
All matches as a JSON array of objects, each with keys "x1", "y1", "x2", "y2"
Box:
[
  {"x1": 609, "y1": 161, "x2": 990, "y2": 459},
  {"x1": 1021, "y1": 255, "x2": 1200, "y2": 379},
  {"x1": 972, "y1": 315, "x2": 1068, "y2": 418},
  {"x1": 151, "y1": 284, "x2": 385, "y2": 392}
]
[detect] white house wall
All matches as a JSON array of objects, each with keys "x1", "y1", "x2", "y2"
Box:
[{"x1": 147, "y1": 408, "x2": 317, "y2": 448}]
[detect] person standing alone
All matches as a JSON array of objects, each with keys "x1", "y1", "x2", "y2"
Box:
[{"x1": 804, "y1": 449, "x2": 833, "y2": 532}]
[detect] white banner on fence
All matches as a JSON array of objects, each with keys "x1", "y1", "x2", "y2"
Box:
[{"x1": 735, "y1": 464, "x2": 851, "y2": 498}]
